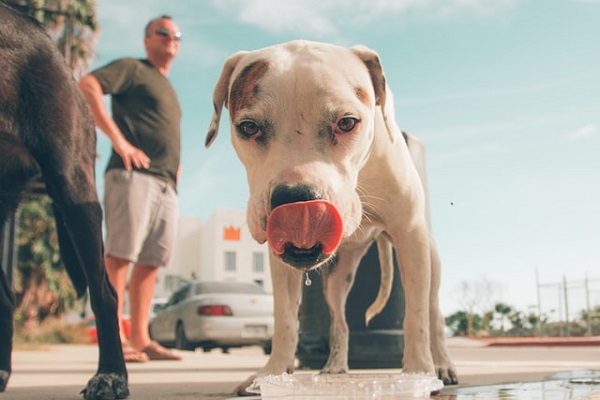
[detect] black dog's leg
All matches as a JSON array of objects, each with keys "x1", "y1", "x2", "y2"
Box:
[
  {"x1": 42, "y1": 174, "x2": 129, "y2": 400},
  {"x1": 1, "y1": 4, "x2": 128, "y2": 398},
  {"x1": 53, "y1": 202, "x2": 128, "y2": 400},
  {"x1": 34, "y1": 100, "x2": 128, "y2": 397},
  {"x1": 0, "y1": 268, "x2": 15, "y2": 392},
  {"x1": 0, "y1": 133, "x2": 40, "y2": 393},
  {"x1": 25, "y1": 109, "x2": 129, "y2": 400}
]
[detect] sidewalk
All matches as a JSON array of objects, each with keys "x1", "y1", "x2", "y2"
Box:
[
  {"x1": 4, "y1": 344, "x2": 255, "y2": 400},
  {"x1": 467, "y1": 335, "x2": 600, "y2": 347},
  {"x1": 2, "y1": 338, "x2": 599, "y2": 399}
]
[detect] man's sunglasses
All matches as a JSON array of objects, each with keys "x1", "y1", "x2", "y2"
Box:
[{"x1": 154, "y1": 28, "x2": 182, "y2": 41}]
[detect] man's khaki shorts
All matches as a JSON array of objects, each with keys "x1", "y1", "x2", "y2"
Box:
[{"x1": 103, "y1": 169, "x2": 178, "y2": 267}]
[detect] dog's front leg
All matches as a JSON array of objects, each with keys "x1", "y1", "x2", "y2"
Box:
[
  {"x1": 393, "y1": 224, "x2": 435, "y2": 375},
  {"x1": 321, "y1": 244, "x2": 369, "y2": 374},
  {"x1": 428, "y1": 239, "x2": 458, "y2": 384},
  {"x1": 234, "y1": 256, "x2": 302, "y2": 395}
]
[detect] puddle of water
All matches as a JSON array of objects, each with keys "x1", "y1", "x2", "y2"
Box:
[
  {"x1": 229, "y1": 371, "x2": 600, "y2": 399},
  {"x1": 438, "y1": 370, "x2": 600, "y2": 400}
]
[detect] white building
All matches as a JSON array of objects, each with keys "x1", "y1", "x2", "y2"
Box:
[{"x1": 154, "y1": 209, "x2": 273, "y2": 299}]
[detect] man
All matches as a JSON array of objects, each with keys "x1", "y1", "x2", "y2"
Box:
[{"x1": 79, "y1": 15, "x2": 182, "y2": 362}]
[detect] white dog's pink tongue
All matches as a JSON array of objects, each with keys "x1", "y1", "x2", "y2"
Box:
[{"x1": 267, "y1": 200, "x2": 343, "y2": 256}]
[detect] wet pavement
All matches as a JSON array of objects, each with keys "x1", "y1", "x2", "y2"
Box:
[
  {"x1": 2, "y1": 337, "x2": 599, "y2": 399},
  {"x1": 441, "y1": 370, "x2": 600, "y2": 399}
]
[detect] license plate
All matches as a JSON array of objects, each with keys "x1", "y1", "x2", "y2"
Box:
[{"x1": 242, "y1": 325, "x2": 267, "y2": 338}]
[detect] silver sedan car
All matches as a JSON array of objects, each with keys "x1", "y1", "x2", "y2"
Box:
[{"x1": 149, "y1": 281, "x2": 274, "y2": 353}]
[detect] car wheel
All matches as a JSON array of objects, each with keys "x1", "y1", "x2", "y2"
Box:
[
  {"x1": 175, "y1": 321, "x2": 195, "y2": 351},
  {"x1": 263, "y1": 339, "x2": 272, "y2": 355}
]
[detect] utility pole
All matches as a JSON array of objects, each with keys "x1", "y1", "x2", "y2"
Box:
[
  {"x1": 557, "y1": 282, "x2": 564, "y2": 336},
  {"x1": 538, "y1": 272, "x2": 599, "y2": 337},
  {"x1": 563, "y1": 275, "x2": 570, "y2": 336},
  {"x1": 585, "y1": 272, "x2": 592, "y2": 336},
  {"x1": 535, "y1": 268, "x2": 543, "y2": 337}
]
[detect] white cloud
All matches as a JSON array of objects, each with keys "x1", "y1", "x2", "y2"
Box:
[
  {"x1": 210, "y1": 0, "x2": 517, "y2": 36},
  {"x1": 568, "y1": 124, "x2": 598, "y2": 141},
  {"x1": 426, "y1": 0, "x2": 518, "y2": 19}
]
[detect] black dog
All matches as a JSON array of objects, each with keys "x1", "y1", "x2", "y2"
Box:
[{"x1": 0, "y1": 4, "x2": 128, "y2": 399}]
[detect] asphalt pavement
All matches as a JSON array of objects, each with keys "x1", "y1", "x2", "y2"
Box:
[{"x1": 2, "y1": 337, "x2": 600, "y2": 399}]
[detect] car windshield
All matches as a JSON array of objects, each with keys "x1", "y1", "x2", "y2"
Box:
[{"x1": 194, "y1": 281, "x2": 266, "y2": 295}]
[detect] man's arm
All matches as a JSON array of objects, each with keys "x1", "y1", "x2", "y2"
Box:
[{"x1": 78, "y1": 74, "x2": 150, "y2": 171}]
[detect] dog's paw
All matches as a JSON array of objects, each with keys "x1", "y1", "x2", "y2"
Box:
[
  {"x1": 320, "y1": 358, "x2": 348, "y2": 374},
  {"x1": 233, "y1": 374, "x2": 258, "y2": 397},
  {"x1": 81, "y1": 373, "x2": 129, "y2": 400},
  {"x1": 320, "y1": 365, "x2": 348, "y2": 374},
  {"x1": 233, "y1": 363, "x2": 295, "y2": 396},
  {"x1": 436, "y1": 365, "x2": 459, "y2": 385},
  {"x1": 0, "y1": 370, "x2": 10, "y2": 392}
]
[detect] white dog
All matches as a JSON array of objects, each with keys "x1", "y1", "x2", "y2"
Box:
[{"x1": 205, "y1": 40, "x2": 457, "y2": 395}]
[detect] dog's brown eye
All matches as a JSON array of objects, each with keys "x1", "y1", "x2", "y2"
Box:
[
  {"x1": 337, "y1": 117, "x2": 358, "y2": 133},
  {"x1": 238, "y1": 121, "x2": 260, "y2": 138}
]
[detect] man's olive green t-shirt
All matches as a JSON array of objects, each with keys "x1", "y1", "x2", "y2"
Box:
[{"x1": 92, "y1": 58, "x2": 181, "y2": 190}]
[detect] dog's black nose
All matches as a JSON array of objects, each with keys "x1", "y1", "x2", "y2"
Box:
[{"x1": 270, "y1": 184, "x2": 322, "y2": 209}]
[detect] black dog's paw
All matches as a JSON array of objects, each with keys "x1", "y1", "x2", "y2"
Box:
[
  {"x1": 81, "y1": 373, "x2": 129, "y2": 400},
  {"x1": 0, "y1": 370, "x2": 10, "y2": 392}
]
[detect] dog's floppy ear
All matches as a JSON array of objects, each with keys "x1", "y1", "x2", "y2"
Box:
[
  {"x1": 350, "y1": 45, "x2": 400, "y2": 143},
  {"x1": 205, "y1": 51, "x2": 248, "y2": 148}
]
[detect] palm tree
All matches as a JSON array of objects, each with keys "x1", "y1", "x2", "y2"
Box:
[
  {"x1": 494, "y1": 302, "x2": 513, "y2": 334},
  {"x1": 446, "y1": 311, "x2": 483, "y2": 337}
]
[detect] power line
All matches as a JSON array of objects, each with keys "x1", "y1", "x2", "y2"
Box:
[{"x1": 536, "y1": 269, "x2": 599, "y2": 337}]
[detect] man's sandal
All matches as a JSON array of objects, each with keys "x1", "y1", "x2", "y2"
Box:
[{"x1": 142, "y1": 341, "x2": 182, "y2": 361}]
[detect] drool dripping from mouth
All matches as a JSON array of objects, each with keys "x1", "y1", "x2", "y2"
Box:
[{"x1": 304, "y1": 272, "x2": 312, "y2": 286}]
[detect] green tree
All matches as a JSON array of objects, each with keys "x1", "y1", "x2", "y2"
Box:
[
  {"x1": 14, "y1": 197, "x2": 77, "y2": 329},
  {"x1": 481, "y1": 310, "x2": 494, "y2": 335},
  {"x1": 507, "y1": 310, "x2": 525, "y2": 335},
  {"x1": 446, "y1": 311, "x2": 483, "y2": 337},
  {"x1": 494, "y1": 302, "x2": 512, "y2": 334},
  {"x1": 579, "y1": 306, "x2": 600, "y2": 336},
  {"x1": 3, "y1": 0, "x2": 99, "y2": 77}
]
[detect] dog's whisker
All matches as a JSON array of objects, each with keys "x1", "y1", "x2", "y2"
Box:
[
  {"x1": 355, "y1": 186, "x2": 385, "y2": 227},
  {"x1": 356, "y1": 184, "x2": 385, "y2": 203}
]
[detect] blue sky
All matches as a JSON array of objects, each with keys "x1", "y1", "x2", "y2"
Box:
[{"x1": 90, "y1": 0, "x2": 600, "y2": 318}]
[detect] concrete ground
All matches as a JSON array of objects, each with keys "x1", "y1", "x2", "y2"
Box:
[{"x1": 2, "y1": 337, "x2": 600, "y2": 399}]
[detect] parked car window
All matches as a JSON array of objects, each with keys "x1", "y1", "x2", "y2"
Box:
[
  {"x1": 167, "y1": 284, "x2": 189, "y2": 306},
  {"x1": 181, "y1": 284, "x2": 191, "y2": 301}
]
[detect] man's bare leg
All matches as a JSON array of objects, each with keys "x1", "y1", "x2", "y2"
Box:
[
  {"x1": 104, "y1": 255, "x2": 130, "y2": 340},
  {"x1": 128, "y1": 264, "x2": 159, "y2": 349}
]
